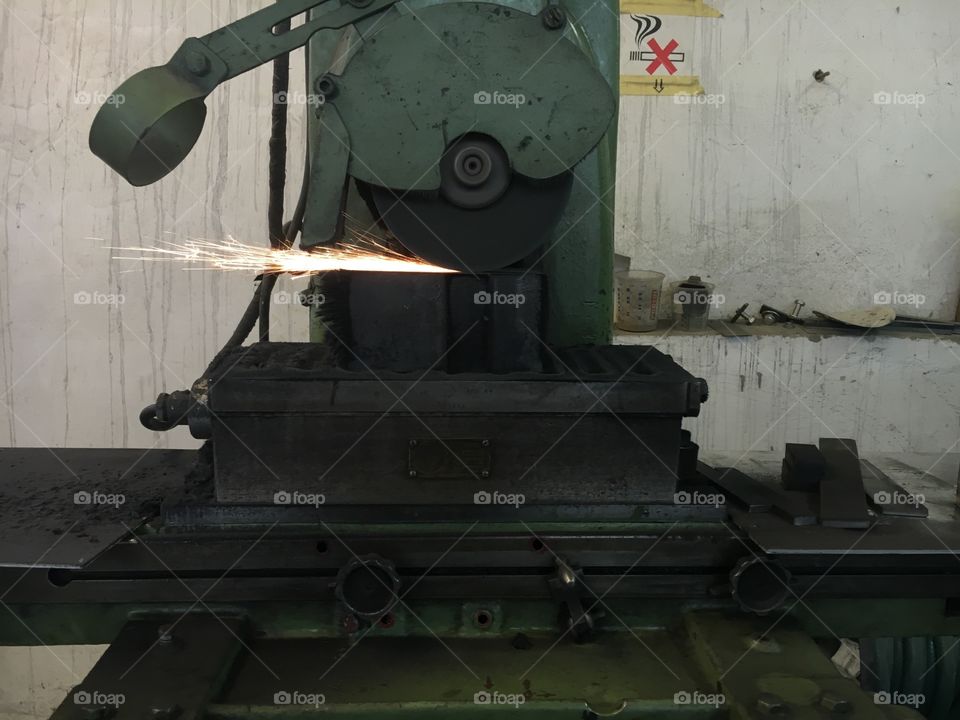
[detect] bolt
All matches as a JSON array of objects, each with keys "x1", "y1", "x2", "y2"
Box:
[
  {"x1": 408, "y1": 470, "x2": 418, "y2": 478},
  {"x1": 558, "y1": 562, "x2": 576, "y2": 586},
  {"x1": 184, "y1": 51, "x2": 210, "y2": 77},
  {"x1": 791, "y1": 299, "x2": 806, "y2": 317},
  {"x1": 480, "y1": 439, "x2": 490, "y2": 448},
  {"x1": 731, "y1": 303, "x2": 756, "y2": 325},
  {"x1": 157, "y1": 624, "x2": 174, "y2": 644},
  {"x1": 761, "y1": 310, "x2": 780, "y2": 325},
  {"x1": 819, "y1": 691, "x2": 851, "y2": 714},
  {"x1": 813, "y1": 69, "x2": 831, "y2": 82},
  {"x1": 756, "y1": 692, "x2": 789, "y2": 716},
  {"x1": 541, "y1": 5, "x2": 566, "y2": 29},
  {"x1": 315, "y1": 74, "x2": 338, "y2": 99},
  {"x1": 409, "y1": 439, "x2": 418, "y2": 448},
  {"x1": 480, "y1": 470, "x2": 490, "y2": 478}
]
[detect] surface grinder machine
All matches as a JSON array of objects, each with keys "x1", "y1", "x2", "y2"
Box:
[{"x1": 2, "y1": 1, "x2": 960, "y2": 718}]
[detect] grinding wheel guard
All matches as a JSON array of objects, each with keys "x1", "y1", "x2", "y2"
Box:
[
  {"x1": 311, "y1": 1, "x2": 617, "y2": 269},
  {"x1": 90, "y1": 1, "x2": 614, "y2": 190},
  {"x1": 89, "y1": 0, "x2": 615, "y2": 272},
  {"x1": 331, "y1": 2, "x2": 616, "y2": 191}
]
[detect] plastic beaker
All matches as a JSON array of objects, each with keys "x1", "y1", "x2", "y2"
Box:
[{"x1": 615, "y1": 270, "x2": 665, "y2": 332}]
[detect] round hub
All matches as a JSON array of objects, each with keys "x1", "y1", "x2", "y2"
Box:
[
  {"x1": 335, "y1": 555, "x2": 401, "y2": 620},
  {"x1": 439, "y1": 134, "x2": 511, "y2": 210}
]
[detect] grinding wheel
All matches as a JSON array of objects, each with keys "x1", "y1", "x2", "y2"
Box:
[{"x1": 367, "y1": 133, "x2": 574, "y2": 272}]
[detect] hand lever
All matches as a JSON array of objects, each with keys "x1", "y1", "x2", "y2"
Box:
[{"x1": 90, "y1": 0, "x2": 398, "y2": 186}]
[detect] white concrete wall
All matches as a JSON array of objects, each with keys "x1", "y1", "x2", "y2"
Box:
[
  {"x1": 618, "y1": 329, "x2": 960, "y2": 455},
  {"x1": 617, "y1": 0, "x2": 960, "y2": 322},
  {"x1": 0, "y1": 0, "x2": 309, "y2": 452},
  {"x1": 0, "y1": 646, "x2": 105, "y2": 720}
]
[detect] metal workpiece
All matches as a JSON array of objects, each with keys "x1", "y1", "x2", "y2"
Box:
[
  {"x1": 312, "y1": 271, "x2": 548, "y2": 373},
  {"x1": 818, "y1": 438, "x2": 872, "y2": 529}
]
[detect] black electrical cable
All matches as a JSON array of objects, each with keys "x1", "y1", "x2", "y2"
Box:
[
  {"x1": 267, "y1": 27, "x2": 291, "y2": 250},
  {"x1": 203, "y1": 284, "x2": 265, "y2": 377},
  {"x1": 200, "y1": 8, "x2": 311, "y2": 380},
  {"x1": 143, "y1": 9, "x2": 314, "y2": 430},
  {"x1": 260, "y1": 13, "x2": 293, "y2": 343},
  {"x1": 208, "y1": 72, "x2": 310, "y2": 373},
  {"x1": 254, "y1": 155, "x2": 311, "y2": 347}
]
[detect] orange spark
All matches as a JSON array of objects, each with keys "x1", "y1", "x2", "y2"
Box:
[{"x1": 110, "y1": 235, "x2": 456, "y2": 275}]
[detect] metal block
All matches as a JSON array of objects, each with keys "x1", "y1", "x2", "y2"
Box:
[
  {"x1": 781, "y1": 443, "x2": 825, "y2": 492},
  {"x1": 207, "y1": 344, "x2": 708, "y2": 509},
  {"x1": 819, "y1": 438, "x2": 872, "y2": 529}
]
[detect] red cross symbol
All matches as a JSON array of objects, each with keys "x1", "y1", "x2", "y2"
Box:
[{"x1": 646, "y1": 38, "x2": 680, "y2": 75}]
